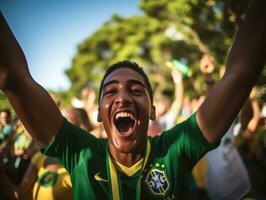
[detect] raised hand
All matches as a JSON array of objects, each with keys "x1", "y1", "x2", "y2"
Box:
[
  {"x1": 200, "y1": 54, "x2": 215, "y2": 74},
  {"x1": 171, "y1": 67, "x2": 183, "y2": 84}
]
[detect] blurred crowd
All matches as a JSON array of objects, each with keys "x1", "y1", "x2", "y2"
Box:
[{"x1": 0, "y1": 55, "x2": 265, "y2": 200}]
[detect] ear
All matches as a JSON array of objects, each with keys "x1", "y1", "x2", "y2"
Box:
[
  {"x1": 97, "y1": 108, "x2": 102, "y2": 122},
  {"x1": 150, "y1": 105, "x2": 156, "y2": 120}
]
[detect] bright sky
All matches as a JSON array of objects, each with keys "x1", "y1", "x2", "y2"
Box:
[{"x1": 0, "y1": 0, "x2": 141, "y2": 91}]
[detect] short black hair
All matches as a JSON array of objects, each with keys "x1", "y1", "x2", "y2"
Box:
[{"x1": 99, "y1": 60, "x2": 153, "y2": 103}]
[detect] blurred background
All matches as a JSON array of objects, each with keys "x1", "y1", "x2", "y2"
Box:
[
  {"x1": 0, "y1": 0, "x2": 265, "y2": 108},
  {"x1": 1, "y1": 1, "x2": 266, "y2": 199}
]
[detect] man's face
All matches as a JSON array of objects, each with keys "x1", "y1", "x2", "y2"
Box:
[{"x1": 98, "y1": 68, "x2": 155, "y2": 155}]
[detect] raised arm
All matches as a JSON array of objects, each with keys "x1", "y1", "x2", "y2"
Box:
[
  {"x1": 196, "y1": 0, "x2": 266, "y2": 144},
  {"x1": 169, "y1": 67, "x2": 184, "y2": 118},
  {"x1": 0, "y1": 13, "x2": 63, "y2": 146}
]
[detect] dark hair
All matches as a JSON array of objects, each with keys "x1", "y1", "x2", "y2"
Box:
[
  {"x1": 69, "y1": 107, "x2": 93, "y2": 131},
  {"x1": 99, "y1": 60, "x2": 153, "y2": 103}
]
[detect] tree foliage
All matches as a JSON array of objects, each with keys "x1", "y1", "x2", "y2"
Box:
[
  {"x1": 64, "y1": 0, "x2": 265, "y2": 103},
  {"x1": 65, "y1": 15, "x2": 174, "y2": 98},
  {"x1": 0, "y1": 91, "x2": 11, "y2": 110},
  {"x1": 140, "y1": 0, "x2": 252, "y2": 53}
]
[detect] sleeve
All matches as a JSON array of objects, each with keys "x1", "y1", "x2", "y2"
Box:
[
  {"x1": 182, "y1": 113, "x2": 219, "y2": 165},
  {"x1": 164, "y1": 113, "x2": 220, "y2": 169},
  {"x1": 40, "y1": 118, "x2": 104, "y2": 174}
]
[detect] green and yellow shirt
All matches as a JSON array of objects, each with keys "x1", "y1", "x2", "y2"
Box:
[
  {"x1": 42, "y1": 113, "x2": 218, "y2": 200},
  {"x1": 31, "y1": 152, "x2": 73, "y2": 200}
]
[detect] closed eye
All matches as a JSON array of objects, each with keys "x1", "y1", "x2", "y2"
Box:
[
  {"x1": 132, "y1": 89, "x2": 142, "y2": 94},
  {"x1": 130, "y1": 87, "x2": 144, "y2": 95}
]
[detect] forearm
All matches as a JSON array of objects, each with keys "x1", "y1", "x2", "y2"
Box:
[
  {"x1": 247, "y1": 100, "x2": 260, "y2": 132},
  {"x1": 197, "y1": 0, "x2": 266, "y2": 144},
  {"x1": 0, "y1": 168, "x2": 19, "y2": 200},
  {"x1": 0, "y1": 12, "x2": 30, "y2": 91},
  {"x1": 0, "y1": 12, "x2": 63, "y2": 146},
  {"x1": 5, "y1": 81, "x2": 63, "y2": 146},
  {"x1": 0, "y1": 169, "x2": 33, "y2": 200},
  {"x1": 225, "y1": 0, "x2": 266, "y2": 85}
]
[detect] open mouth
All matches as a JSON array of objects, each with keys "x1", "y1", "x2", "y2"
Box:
[{"x1": 114, "y1": 112, "x2": 136, "y2": 135}]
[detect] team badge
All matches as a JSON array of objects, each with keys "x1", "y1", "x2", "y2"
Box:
[
  {"x1": 145, "y1": 168, "x2": 169, "y2": 195},
  {"x1": 38, "y1": 171, "x2": 59, "y2": 187}
]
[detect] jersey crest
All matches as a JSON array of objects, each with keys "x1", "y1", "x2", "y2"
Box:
[
  {"x1": 145, "y1": 168, "x2": 169, "y2": 195},
  {"x1": 38, "y1": 171, "x2": 59, "y2": 187}
]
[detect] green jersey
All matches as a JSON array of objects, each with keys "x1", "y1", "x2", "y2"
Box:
[{"x1": 42, "y1": 113, "x2": 218, "y2": 200}]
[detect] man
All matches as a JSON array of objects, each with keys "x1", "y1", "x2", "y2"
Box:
[
  {"x1": 0, "y1": 109, "x2": 13, "y2": 143},
  {"x1": 0, "y1": 0, "x2": 265, "y2": 199},
  {"x1": 0, "y1": 109, "x2": 13, "y2": 164}
]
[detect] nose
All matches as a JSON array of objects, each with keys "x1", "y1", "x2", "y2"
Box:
[{"x1": 115, "y1": 89, "x2": 132, "y2": 106}]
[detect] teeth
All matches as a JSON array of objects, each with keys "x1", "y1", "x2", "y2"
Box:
[{"x1": 115, "y1": 112, "x2": 134, "y2": 120}]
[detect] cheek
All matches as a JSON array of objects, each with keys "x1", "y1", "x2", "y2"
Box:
[
  {"x1": 99, "y1": 100, "x2": 112, "y2": 118},
  {"x1": 137, "y1": 100, "x2": 152, "y2": 118},
  {"x1": 101, "y1": 99, "x2": 111, "y2": 111}
]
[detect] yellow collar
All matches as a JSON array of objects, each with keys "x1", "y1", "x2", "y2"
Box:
[
  {"x1": 113, "y1": 158, "x2": 143, "y2": 177},
  {"x1": 107, "y1": 140, "x2": 151, "y2": 200}
]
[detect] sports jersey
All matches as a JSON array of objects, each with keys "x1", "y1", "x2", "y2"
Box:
[
  {"x1": 31, "y1": 152, "x2": 73, "y2": 200},
  {"x1": 42, "y1": 113, "x2": 218, "y2": 200}
]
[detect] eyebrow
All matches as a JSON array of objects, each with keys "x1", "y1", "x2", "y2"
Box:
[
  {"x1": 128, "y1": 79, "x2": 146, "y2": 88},
  {"x1": 103, "y1": 80, "x2": 119, "y2": 89},
  {"x1": 103, "y1": 79, "x2": 146, "y2": 89}
]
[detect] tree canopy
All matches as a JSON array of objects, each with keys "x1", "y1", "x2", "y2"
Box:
[
  {"x1": 0, "y1": 91, "x2": 11, "y2": 111},
  {"x1": 65, "y1": 0, "x2": 265, "y2": 104},
  {"x1": 1, "y1": 0, "x2": 265, "y2": 111}
]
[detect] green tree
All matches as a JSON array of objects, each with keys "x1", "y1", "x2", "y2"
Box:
[
  {"x1": 139, "y1": 0, "x2": 252, "y2": 60},
  {"x1": 65, "y1": 0, "x2": 265, "y2": 103},
  {"x1": 65, "y1": 15, "x2": 175, "y2": 99},
  {"x1": 0, "y1": 91, "x2": 11, "y2": 110},
  {"x1": 139, "y1": 0, "x2": 265, "y2": 98}
]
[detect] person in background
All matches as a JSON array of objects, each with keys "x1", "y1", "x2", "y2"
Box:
[
  {"x1": 149, "y1": 67, "x2": 183, "y2": 136},
  {"x1": 9, "y1": 119, "x2": 35, "y2": 184},
  {"x1": 235, "y1": 93, "x2": 266, "y2": 199},
  {"x1": 196, "y1": 54, "x2": 257, "y2": 199},
  {"x1": 64, "y1": 107, "x2": 93, "y2": 132},
  {"x1": 0, "y1": 109, "x2": 13, "y2": 145},
  {"x1": 0, "y1": 142, "x2": 73, "y2": 200},
  {"x1": 80, "y1": 86, "x2": 107, "y2": 138}
]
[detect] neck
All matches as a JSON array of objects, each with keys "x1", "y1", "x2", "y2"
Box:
[
  {"x1": 112, "y1": 152, "x2": 143, "y2": 167},
  {"x1": 109, "y1": 144, "x2": 146, "y2": 167}
]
